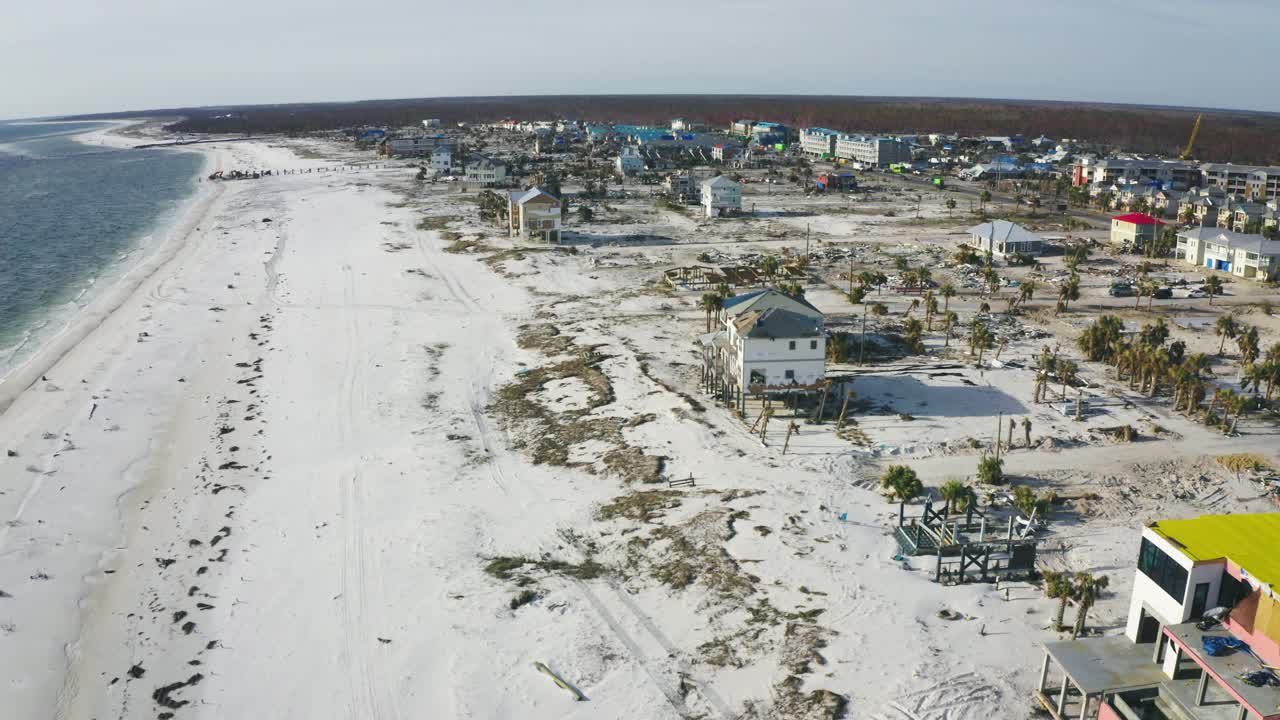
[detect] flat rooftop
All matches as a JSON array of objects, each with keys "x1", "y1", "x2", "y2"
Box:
[
  {"x1": 1044, "y1": 636, "x2": 1168, "y2": 695},
  {"x1": 1150, "y1": 513, "x2": 1280, "y2": 589},
  {"x1": 1166, "y1": 622, "x2": 1280, "y2": 720}
]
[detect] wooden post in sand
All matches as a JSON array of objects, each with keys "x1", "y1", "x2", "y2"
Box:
[
  {"x1": 783, "y1": 421, "x2": 800, "y2": 454},
  {"x1": 759, "y1": 408, "x2": 773, "y2": 444},
  {"x1": 750, "y1": 405, "x2": 767, "y2": 433},
  {"x1": 994, "y1": 412, "x2": 1003, "y2": 459},
  {"x1": 837, "y1": 392, "x2": 852, "y2": 429}
]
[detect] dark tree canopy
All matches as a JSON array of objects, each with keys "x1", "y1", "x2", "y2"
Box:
[{"x1": 63, "y1": 94, "x2": 1280, "y2": 164}]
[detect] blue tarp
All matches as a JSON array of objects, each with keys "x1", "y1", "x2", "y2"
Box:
[{"x1": 1202, "y1": 635, "x2": 1246, "y2": 656}]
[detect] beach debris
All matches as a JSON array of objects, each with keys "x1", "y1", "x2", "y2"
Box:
[
  {"x1": 5, "y1": 450, "x2": 15, "y2": 457},
  {"x1": 152, "y1": 674, "x2": 203, "y2": 709},
  {"x1": 181, "y1": 621, "x2": 196, "y2": 634},
  {"x1": 377, "y1": 637, "x2": 392, "y2": 644},
  {"x1": 0, "y1": 589, "x2": 11, "y2": 598},
  {"x1": 533, "y1": 661, "x2": 586, "y2": 701},
  {"x1": 155, "y1": 558, "x2": 176, "y2": 569},
  {"x1": 127, "y1": 664, "x2": 146, "y2": 679}
]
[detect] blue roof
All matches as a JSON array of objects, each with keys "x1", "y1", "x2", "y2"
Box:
[{"x1": 722, "y1": 289, "x2": 769, "y2": 309}]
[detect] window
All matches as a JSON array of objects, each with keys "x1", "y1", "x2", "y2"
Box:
[
  {"x1": 810, "y1": 340, "x2": 818, "y2": 350},
  {"x1": 1137, "y1": 538, "x2": 1189, "y2": 603},
  {"x1": 1219, "y1": 571, "x2": 1250, "y2": 608},
  {"x1": 788, "y1": 341, "x2": 796, "y2": 350},
  {"x1": 1190, "y1": 583, "x2": 1210, "y2": 619},
  {"x1": 784, "y1": 370, "x2": 795, "y2": 380}
]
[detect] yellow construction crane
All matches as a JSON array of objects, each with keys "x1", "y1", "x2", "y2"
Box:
[{"x1": 1180, "y1": 113, "x2": 1202, "y2": 160}]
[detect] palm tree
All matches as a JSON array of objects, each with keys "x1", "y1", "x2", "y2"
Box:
[
  {"x1": 943, "y1": 311, "x2": 958, "y2": 348},
  {"x1": 1017, "y1": 280, "x2": 1036, "y2": 307},
  {"x1": 979, "y1": 190, "x2": 991, "y2": 211},
  {"x1": 924, "y1": 294, "x2": 939, "y2": 331},
  {"x1": 1204, "y1": 275, "x2": 1223, "y2": 304},
  {"x1": 1057, "y1": 360, "x2": 1078, "y2": 401},
  {"x1": 1237, "y1": 325, "x2": 1260, "y2": 364},
  {"x1": 1228, "y1": 392, "x2": 1248, "y2": 435},
  {"x1": 970, "y1": 321, "x2": 994, "y2": 364},
  {"x1": 881, "y1": 465, "x2": 922, "y2": 502},
  {"x1": 1134, "y1": 279, "x2": 1154, "y2": 310},
  {"x1": 1139, "y1": 318, "x2": 1169, "y2": 348},
  {"x1": 1042, "y1": 571, "x2": 1074, "y2": 632},
  {"x1": 904, "y1": 318, "x2": 925, "y2": 354},
  {"x1": 940, "y1": 282, "x2": 956, "y2": 318},
  {"x1": 945, "y1": 198, "x2": 957, "y2": 217},
  {"x1": 938, "y1": 479, "x2": 973, "y2": 513},
  {"x1": 1071, "y1": 572, "x2": 1110, "y2": 639},
  {"x1": 700, "y1": 292, "x2": 723, "y2": 332},
  {"x1": 1215, "y1": 315, "x2": 1238, "y2": 356},
  {"x1": 760, "y1": 255, "x2": 780, "y2": 281},
  {"x1": 860, "y1": 302, "x2": 888, "y2": 364},
  {"x1": 1056, "y1": 274, "x2": 1081, "y2": 315}
]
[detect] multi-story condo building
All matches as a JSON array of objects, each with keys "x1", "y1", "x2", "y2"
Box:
[
  {"x1": 799, "y1": 128, "x2": 840, "y2": 158},
  {"x1": 1177, "y1": 227, "x2": 1280, "y2": 280},
  {"x1": 1201, "y1": 164, "x2": 1280, "y2": 202},
  {"x1": 463, "y1": 156, "x2": 507, "y2": 186},
  {"x1": 1035, "y1": 513, "x2": 1280, "y2": 720},
  {"x1": 835, "y1": 134, "x2": 912, "y2": 166},
  {"x1": 1072, "y1": 158, "x2": 1199, "y2": 189}
]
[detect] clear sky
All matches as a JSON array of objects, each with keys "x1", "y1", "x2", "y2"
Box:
[{"x1": 5, "y1": 0, "x2": 1278, "y2": 119}]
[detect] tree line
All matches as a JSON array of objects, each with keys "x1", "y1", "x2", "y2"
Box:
[{"x1": 65, "y1": 95, "x2": 1280, "y2": 164}]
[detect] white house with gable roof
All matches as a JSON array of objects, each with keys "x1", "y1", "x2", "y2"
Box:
[
  {"x1": 507, "y1": 187, "x2": 562, "y2": 243},
  {"x1": 702, "y1": 290, "x2": 826, "y2": 398},
  {"x1": 701, "y1": 175, "x2": 742, "y2": 218}
]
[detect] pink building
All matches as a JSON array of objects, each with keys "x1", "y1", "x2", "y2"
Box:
[{"x1": 1035, "y1": 513, "x2": 1280, "y2": 720}]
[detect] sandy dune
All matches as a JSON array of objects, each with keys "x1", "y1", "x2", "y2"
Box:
[{"x1": 3, "y1": 133, "x2": 1276, "y2": 720}]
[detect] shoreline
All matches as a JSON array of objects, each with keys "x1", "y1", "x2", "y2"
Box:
[{"x1": 0, "y1": 121, "x2": 217, "y2": 414}]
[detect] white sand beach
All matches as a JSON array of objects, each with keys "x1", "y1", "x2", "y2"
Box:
[{"x1": 2, "y1": 127, "x2": 1276, "y2": 720}]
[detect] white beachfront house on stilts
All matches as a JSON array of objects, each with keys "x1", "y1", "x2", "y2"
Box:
[{"x1": 701, "y1": 289, "x2": 826, "y2": 413}]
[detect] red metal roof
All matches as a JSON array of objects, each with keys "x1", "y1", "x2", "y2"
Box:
[{"x1": 1112, "y1": 213, "x2": 1164, "y2": 226}]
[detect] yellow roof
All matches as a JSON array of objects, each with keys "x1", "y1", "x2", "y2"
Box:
[{"x1": 1151, "y1": 514, "x2": 1280, "y2": 589}]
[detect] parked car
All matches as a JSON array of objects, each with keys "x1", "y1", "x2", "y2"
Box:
[
  {"x1": 1108, "y1": 283, "x2": 1134, "y2": 297},
  {"x1": 1152, "y1": 287, "x2": 1173, "y2": 299}
]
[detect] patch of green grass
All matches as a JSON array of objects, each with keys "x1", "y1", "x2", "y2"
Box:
[
  {"x1": 598, "y1": 490, "x2": 684, "y2": 523},
  {"x1": 509, "y1": 590, "x2": 539, "y2": 610},
  {"x1": 417, "y1": 215, "x2": 459, "y2": 232},
  {"x1": 484, "y1": 556, "x2": 607, "y2": 584},
  {"x1": 484, "y1": 557, "x2": 529, "y2": 581}
]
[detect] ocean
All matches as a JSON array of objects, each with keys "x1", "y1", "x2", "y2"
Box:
[{"x1": 0, "y1": 122, "x2": 204, "y2": 377}]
